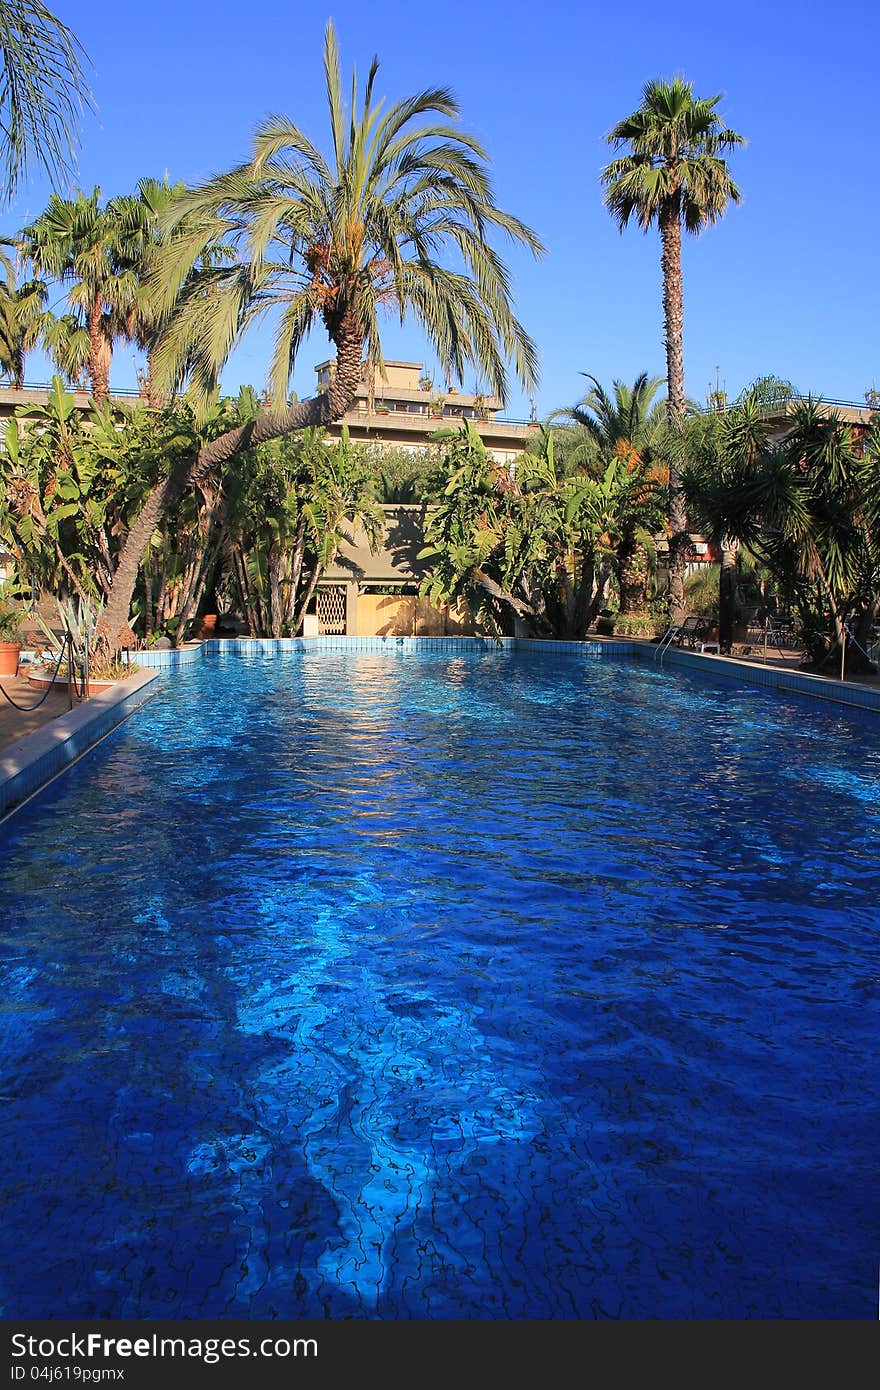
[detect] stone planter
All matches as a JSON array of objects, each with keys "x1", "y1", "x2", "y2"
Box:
[{"x1": 26, "y1": 665, "x2": 118, "y2": 695}]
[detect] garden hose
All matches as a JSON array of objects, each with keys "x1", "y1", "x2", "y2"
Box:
[{"x1": 0, "y1": 633, "x2": 78, "y2": 714}]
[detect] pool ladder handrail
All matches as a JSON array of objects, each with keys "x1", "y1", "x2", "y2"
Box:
[{"x1": 654, "y1": 624, "x2": 681, "y2": 663}]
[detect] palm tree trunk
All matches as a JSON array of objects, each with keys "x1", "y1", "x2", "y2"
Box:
[
  {"x1": 144, "y1": 349, "x2": 164, "y2": 410},
  {"x1": 287, "y1": 516, "x2": 307, "y2": 624},
  {"x1": 269, "y1": 543, "x2": 283, "y2": 637},
  {"x1": 88, "y1": 298, "x2": 110, "y2": 400},
  {"x1": 98, "y1": 329, "x2": 363, "y2": 649},
  {"x1": 659, "y1": 197, "x2": 687, "y2": 626},
  {"x1": 617, "y1": 532, "x2": 649, "y2": 614},
  {"x1": 718, "y1": 535, "x2": 738, "y2": 653},
  {"x1": 293, "y1": 561, "x2": 327, "y2": 635}
]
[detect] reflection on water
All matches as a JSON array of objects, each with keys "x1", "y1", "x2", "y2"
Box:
[{"x1": 0, "y1": 650, "x2": 877, "y2": 1317}]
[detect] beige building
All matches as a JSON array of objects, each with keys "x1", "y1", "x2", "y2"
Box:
[
  {"x1": 311, "y1": 504, "x2": 476, "y2": 638},
  {"x1": 306, "y1": 360, "x2": 540, "y2": 635},
  {"x1": 313, "y1": 358, "x2": 538, "y2": 464}
]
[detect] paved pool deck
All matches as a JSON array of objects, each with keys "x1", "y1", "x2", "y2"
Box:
[{"x1": 0, "y1": 672, "x2": 72, "y2": 751}]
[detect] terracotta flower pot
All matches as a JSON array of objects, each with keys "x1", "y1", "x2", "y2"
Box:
[{"x1": 0, "y1": 642, "x2": 21, "y2": 677}]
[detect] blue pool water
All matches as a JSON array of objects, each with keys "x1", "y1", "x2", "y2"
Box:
[{"x1": 0, "y1": 649, "x2": 878, "y2": 1319}]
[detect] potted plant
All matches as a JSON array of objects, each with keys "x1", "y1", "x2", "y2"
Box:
[
  {"x1": 0, "y1": 594, "x2": 22, "y2": 676},
  {"x1": 595, "y1": 608, "x2": 616, "y2": 636},
  {"x1": 29, "y1": 594, "x2": 136, "y2": 695}
]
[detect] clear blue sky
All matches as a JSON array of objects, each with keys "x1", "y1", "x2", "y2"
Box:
[{"x1": 6, "y1": 0, "x2": 877, "y2": 417}]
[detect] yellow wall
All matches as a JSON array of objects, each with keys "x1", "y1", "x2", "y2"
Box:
[{"x1": 354, "y1": 593, "x2": 477, "y2": 637}]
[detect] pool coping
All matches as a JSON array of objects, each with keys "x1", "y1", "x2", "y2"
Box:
[{"x1": 0, "y1": 667, "x2": 160, "y2": 821}]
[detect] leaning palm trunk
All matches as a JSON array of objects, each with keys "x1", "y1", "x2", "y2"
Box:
[{"x1": 98, "y1": 333, "x2": 363, "y2": 648}]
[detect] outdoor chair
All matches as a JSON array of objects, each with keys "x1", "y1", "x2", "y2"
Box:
[{"x1": 674, "y1": 616, "x2": 720, "y2": 653}]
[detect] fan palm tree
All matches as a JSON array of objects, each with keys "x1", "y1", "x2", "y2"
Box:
[
  {"x1": 0, "y1": 0, "x2": 91, "y2": 201},
  {"x1": 0, "y1": 241, "x2": 47, "y2": 384},
  {"x1": 98, "y1": 20, "x2": 543, "y2": 648},
  {"x1": 40, "y1": 308, "x2": 89, "y2": 386},
  {"x1": 556, "y1": 372, "x2": 667, "y2": 612},
  {"x1": 19, "y1": 187, "x2": 142, "y2": 399},
  {"x1": 110, "y1": 176, "x2": 207, "y2": 407},
  {"x1": 602, "y1": 78, "x2": 743, "y2": 622}
]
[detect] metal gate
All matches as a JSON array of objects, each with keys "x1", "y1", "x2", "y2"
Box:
[{"x1": 316, "y1": 584, "x2": 347, "y2": 635}]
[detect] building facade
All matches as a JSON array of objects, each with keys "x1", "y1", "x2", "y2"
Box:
[{"x1": 313, "y1": 359, "x2": 538, "y2": 464}]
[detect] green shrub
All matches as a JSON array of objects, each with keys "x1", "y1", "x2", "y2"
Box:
[
  {"x1": 684, "y1": 566, "x2": 719, "y2": 621},
  {"x1": 613, "y1": 612, "x2": 665, "y2": 638}
]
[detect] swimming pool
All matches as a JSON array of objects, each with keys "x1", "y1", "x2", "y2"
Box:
[{"x1": 0, "y1": 649, "x2": 877, "y2": 1318}]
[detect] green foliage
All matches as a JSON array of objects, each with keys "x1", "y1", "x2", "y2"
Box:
[
  {"x1": 602, "y1": 78, "x2": 744, "y2": 238},
  {"x1": 0, "y1": 377, "x2": 209, "y2": 610},
  {"x1": 683, "y1": 565, "x2": 720, "y2": 622},
  {"x1": 418, "y1": 421, "x2": 659, "y2": 636},
  {"x1": 738, "y1": 374, "x2": 799, "y2": 407},
  {"x1": 355, "y1": 443, "x2": 447, "y2": 503},
  {"x1": 684, "y1": 393, "x2": 880, "y2": 668},
  {"x1": 148, "y1": 20, "x2": 544, "y2": 406},
  {"x1": 0, "y1": 0, "x2": 91, "y2": 201},
  {"x1": 223, "y1": 426, "x2": 382, "y2": 636},
  {"x1": 0, "y1": 578, "x2": 23, "y2": 640},
  {"x1": 552, "y1": 372, "x2": 670, "y2": 613},
  {"x1": 0, "y1": 242, "x2": 47, "y2": 385}
]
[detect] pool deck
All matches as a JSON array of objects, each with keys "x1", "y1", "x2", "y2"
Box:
[
  {"x1": 0, "y1": 672, "x2": 73, "y2": 751},
  {"x1": 0, "y1": 668, "x2": 159, "y2": 821}
]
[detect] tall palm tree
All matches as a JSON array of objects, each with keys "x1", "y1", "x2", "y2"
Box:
[
  {"x1": 602, "y1": 78, "x2": 743, "y2": 623},
  {"x1": 0, "y1": 0, "x2": 91, "y2": 201},
  {"x1": 99, "y1": 20, "x2": 542, "y2": 648},
  {"x1": 19, "y1": 187, "x2": 140, "y2": 399},
  {"x1": 557, "y1": 372, "x2": 667, "y2": 612}
]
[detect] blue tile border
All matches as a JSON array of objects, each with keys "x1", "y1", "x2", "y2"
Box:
[
  {"x1": 126, "y1": 642, "x2": 204, "y2": 668},
  {"x1": 205, "y1": 636, "x2": 519, "y2": 655},
  {"x1": 0, "y1": 668, "x2": 160, "y2": 820},
  {"x1": 627, "y1": 641, "x2": 880, "y2": 713}
]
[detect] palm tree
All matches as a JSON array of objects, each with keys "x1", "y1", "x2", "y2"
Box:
[
  {"x1": 110, "y1": 176, "x2": 206, "y2": 408},
  {"x1": 0, "y1": 241, "x2": 47, "y2": 385},
  {"x1": 0, "y1": 0, "x2": 91, "y2": 201},
  {"x1": 686, "y1": 396, "x2": 880, "y2": 672},
  {"x1": 19, "y1": 188, "x2": 140, "y2": 399},
  {"x1": 98, "y1": 20, "x2": 542, "y2": 648},
  {"x1": 602, "y1": 78, "x2": 743, "y2": 623},
  {"x1": 556, "y1": 372, "x2": 667, "y2": 613},
  {"x1": 40, "y1": 309, "x2": 89, "y2": 386}
]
